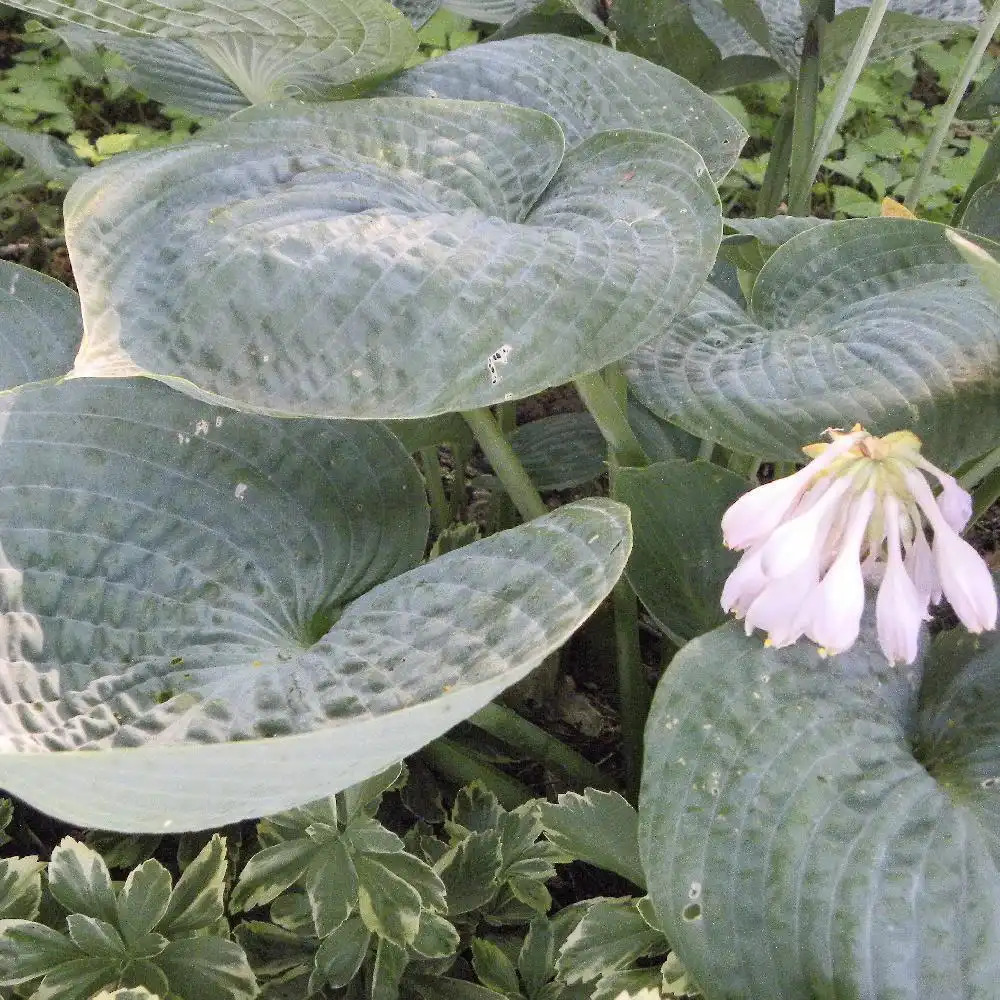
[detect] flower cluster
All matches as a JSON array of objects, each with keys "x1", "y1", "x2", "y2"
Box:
[{"x1": 720, "y1": 426, "x2": 997, "y2": 664}]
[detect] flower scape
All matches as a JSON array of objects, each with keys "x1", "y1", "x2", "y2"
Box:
[{"x1": 720, "y1": 425, "x2": 998, "y2": 664}]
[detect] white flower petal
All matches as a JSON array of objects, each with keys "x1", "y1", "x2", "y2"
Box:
[
  {"x1": 758, "y1": 476, "x2": 851, "y2": 579},
  {"x1": 933, "y1": 530, "x2": 998, "y2": 633},
  {"x1": 744, "y1": 554, "x2": 821, "y2": 647},
  {"x1": 721, "y1": 546, "x2": 767, "y2": 615},
  {"x1": 915, "y1": 458, "x2": 972, "y2": 532},
  {"x1": 904, "y1": 522, "x2": 940, "y2": 606},
  {"x1": 904, "y1": 468, "x2": 997, "y2": 631},
  {"x1": 806, "y1": 489, "x2": 875, "y2": 654},
  {"x1": 720, "y1": 430, "x2": 865, "y2": 550},
  {"x1": 876, "y1": 496, "x2": 926, "y2": 664}
]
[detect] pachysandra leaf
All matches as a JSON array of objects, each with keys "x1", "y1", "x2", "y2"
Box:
[
  {"x1": 355, "y1": 853, "x2": 423, "y2": 945},
  {"x1": 639, "y1": 620, "x2": 1000, "y2": 998},
  {"x1": 152, "y1": 936, "x2": 257, "y2": 1000},
  {"x1": 65, "y1": 98, "x2": 721, "y2": 420},
  {"x1": 48, "y1": 840, "x2": 119, "y2": 924},
  {"x1": 305, "y1": 839, "x2": 358, "y2": 936},
  {"x1": 626, "y1": 218, "x2": 1000, "y2": 467},
  {"x1": 537, "y1": 789, "x2": 646, "y2": 889},
  {"x1": 230, "y1": 839, "x2": 318, "y2": 915},
  {"x1": 158, "y1": 835, "x2": 227, "y2": 936},
  {"x1": 0, "y1": 857, "x2": 44, "y2": 922},
  {"x1": 3, "y1": 0, "x2": 418, "y2": 104},
  {"x1": 0, "y1": 373, "x2": 629, "y2": 830},
  {"x1": 378, "y1": 34, "x2": 746, "y2": 179},
  {"x1": 556, "y1": 898, "x2": 665, "y2": 985},
  {"x1": 0, "y1": 921, "x2": 84, "y2": 984},
  {"x1": 116, "y1": 861, "x2": 173, "y2": 945},
  {"x1": 312, "y1": 914, "x2": 371, "y2": 990}
]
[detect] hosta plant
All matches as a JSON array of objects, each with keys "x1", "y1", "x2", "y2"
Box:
[{"x1": 3, "y1": 0, "x2": 1000, "y2": 997}]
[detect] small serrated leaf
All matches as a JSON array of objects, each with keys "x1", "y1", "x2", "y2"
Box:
[
  {"x1": 32, "y1": 955, "x2": 116, "y2": 1000},
  {"x1": 371, "y1": 936, "x2": 408, "y2": 1000},
  {"x1": 556, "y1": 899, "x2": 665, "y2": 985},
  {"x1": 0, "y1": 920, "x2": 83, "y2": 984},
  {"x1": 155, "y1": 936, "x2": 257, "y2": 1000},
  {"x1": 0, "y1": 857, "x2": 44, "y2": 921},
  {"x1": 409, "y1": 909, "x2": 459, "y2": 959},
  {"x1": 85, "y1": 833, "x2": 163, "y2": 872},
  {"x1": 354, "y1": 854, "x2": 424, "y2": 947},
  {"x1": 304, "y1": 838, "x2": 357, "y2": 937},
  {"x1": 48, "y1": 839, "x2": 118, "y2": 923},
  {"x1": 372, "y1": 851, "x2": 446, "y2": 914},
  {"x1": 91, "y1": 988, "x2": 165, "y2": 1000},
  {"x1": 506, "y1": 876, "x2": 550, "y2": 915},
  {"x1": 91, "y1": 987, "x2": 165, "y2": 1000},
  {"x1": 341, "y1": 763, "x2": 407, "y2": 820},
  {"x1": 451, "y1": 783, "x2": 505, "y2": 834},
  {"x1": 116, "y1": 860, "x2": 172, "y2": 945},
  {"x1": 311, "y1": 914, "x2": 371, "y2": 992},
  {"x1": 65, "y1": 915, "x2": 127, "y2": 960},
  {"x1": 538, "y1": 790, "x2": 645, "y2": 889},
  {"x1": 437, "y1": 831, "x2": 502, "y2": 916},
  {"x1": 230, "y1": 839, "x2": 317, "y2": 914},
  {"x1": 344, "y1": 817, "x2": 406, "y2": 855},
  {"x1": 158, "y1": 834, "x2": 227, "y2": 937},
  {"x1": 472, "y1": 938, "x2": 522, "y2": 997},
  {"x1": 518, "y1": 916, "x2": 554, "y2": 997}
]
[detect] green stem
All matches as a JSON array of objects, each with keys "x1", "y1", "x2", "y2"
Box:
[
  {"x1": 757, "y1": 89, "x2": 795, "y2": 216},
  {"x1": 612, "y1": 571, "x2": 650, "y2": 803},
  {"x1": 958, "y1": 441, "x2": 1000, "y2": 491},
  {"x1": 462, "y1": 407, "x2": 548, "y2": 521},
  {"x1": 575, "y1": 371, "x2": 648, "y2": 468},
  {"x1": 335, "y1": 791, "x2": 349, "y2": 826},
  {"x1": 470, "y1": 703, "x2": 617, "y2": 792},
  {"x1": 804, "y1": 0, "x2": 889, "y2": 194},
  {"x1": 697, "y1": 438, "x2": 715, "y2": 462},
  {"x1": 786, "y1": 15, "x2": 824, "y2": 216},
  {"x1": 450, "y1": 442, "x2": 469, "y2": 521},
  {"x1": 497, "y1": 400, "x2": 517, "y2": 435},
  {"x1": 906, "y1": 5, "x2": 1000, "y2": 212},
  {"x1": 421, "y1": 738, "x2": 534, "y2": 810},
  {"x1": 419, "y1": 446, "x2": 451, "y2": 534}
]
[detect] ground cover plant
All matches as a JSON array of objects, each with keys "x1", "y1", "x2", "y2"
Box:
[{"x1": 1, "y1": 0, "x2": 1000, "y2": 997}]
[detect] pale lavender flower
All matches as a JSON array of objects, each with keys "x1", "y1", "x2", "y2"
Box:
[{"x1": 721, "y1": 426, "x2": 997, "y2": 664}]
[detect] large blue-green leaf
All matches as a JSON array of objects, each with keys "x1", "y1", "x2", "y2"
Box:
[
  {"x1": 0, "y1": 125, "x2": 88, "y2": 187},
  {"x1": 0, "y1": 376, "x2": 629, "y2": 830},
  {"x1": 678, "y1": 0, "x2": 981, "y2": 77},
  {"x1": 626, "y1": 218, "x2": 1000, "y2": 468},
  {"x1": 4, "y1": 0, "x2": 417, "y2": 104},
  {"x1": 0, "y1": 261, "x2": 81, "y2": 391},
  {"x1": 613, "y1": 461, "x2": 745, "y2": 643},
  {"x1": 377, "y1": 34, "x2": 747, "y2": 180},
  {"x1": 63, "y1": 98, "x2": 722, "y2": 420},
  {"x1": 57, "y1": 27, "x2": 249, "y2": 120},
  {"x1": 639, "y1": 620, "x2": 1000, "y2": 999}
]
